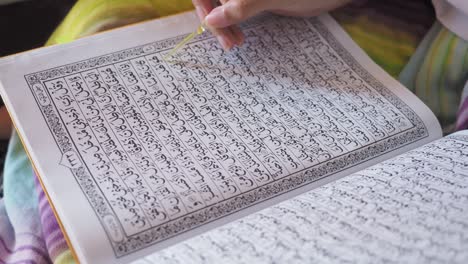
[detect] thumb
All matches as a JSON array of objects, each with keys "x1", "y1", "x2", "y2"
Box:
[{"x1": 204, "y1": 0, "x2": 266, "y2": 28}]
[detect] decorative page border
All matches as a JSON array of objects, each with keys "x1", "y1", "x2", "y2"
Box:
[{"x1": 24, "y1": 15, "x2": 429, "y2": 256}]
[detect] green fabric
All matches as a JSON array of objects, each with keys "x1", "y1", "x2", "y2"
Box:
[
  {"x1": 333, "y1": 14, "x2": 422, "y2": 77},
  {"x1": 333, "y1": 6, "x2": 468, "y2": 131},
  {"x1": 400, "y1": 21, "x2": 468, "y2": 131},
  {"x1": 47, "y1": 0, "x2": 193, "y2": 45},
  {"x1": 3, "y1": 132, "x2": 35, "y2": 227}
]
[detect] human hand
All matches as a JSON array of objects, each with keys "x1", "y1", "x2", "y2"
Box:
[{"x1": 192, "y1": 0, "x2": 351, "y2": 50}]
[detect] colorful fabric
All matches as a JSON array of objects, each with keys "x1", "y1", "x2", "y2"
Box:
[
  {"x1": 0, "y1": 132, "x2": 50, "y2": 264},
  {"x1": 35, "y1": 175, "x2": 74, "y2": 263},
  {"x1": 456, "y1": 82, "x2": 468, "y2": 130},
  {"x1": 46, "y1": 0, "x2": 193, "y2": 46},
  {"x1": 1, "y1": 0, "x2": 467, "y2": 263},
  {"x1": 332, "y1": 0, "x2": 435, "y2": 78},
  {"x1": 400, "y1": 21, "x2": 468, "y2": 132}
]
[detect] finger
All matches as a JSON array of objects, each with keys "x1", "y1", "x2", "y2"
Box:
[
  {"x1": 205, "y1": 0, "x2": 265, "y2": 28},
  {"x1": 208, "y1": 25, "x2": 237, "y2": 51},
  {"x1": 228, "y1": 25, "x2": 245, "y2": 46},
  {"x1": 192, "y1": 1, "x2": 236, "y2": 50},
  {"x1": 192, "y1": 0, "x2": 214, "y2": 21},
  {"x1": 217, "y1": 27, "x2": 237, "y2": 50},
  {"x1": 210, "y1": 25, "x2": 243, "y2": 50},
  {"x1": 213, "y1": 0, "x2": 245, "y2": 48}
]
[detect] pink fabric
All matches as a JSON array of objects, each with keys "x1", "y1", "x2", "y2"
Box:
[
  {"x1": 0, "y1": 172, "x2": 68, "y2": 264},
  {"x1": 456, "y1": 97, "x2": 468, "y2": 130}
]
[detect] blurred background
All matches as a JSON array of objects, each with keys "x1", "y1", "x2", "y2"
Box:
[{"x1": 0, "y1": 0, "x2": 76, "y2": 57}]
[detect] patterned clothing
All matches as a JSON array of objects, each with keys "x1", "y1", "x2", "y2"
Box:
[
  {"x1": 0, "y1": 0, "x2": 467, "y2": 263},
  {"x1": 400, "y1": 21, "x2": 468, "y2": 132}
]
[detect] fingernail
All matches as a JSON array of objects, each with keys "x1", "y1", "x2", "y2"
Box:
[
  {"x1": 205, "y1": 6, "x2": 225, "y2": 28},
  {"x1": 217, "y1": 35, "x2": 231, "y2": 51}
]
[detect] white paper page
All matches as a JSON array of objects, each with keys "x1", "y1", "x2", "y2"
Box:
[
  {"x1": 0, "y1": 12, "x2": 441, "y2": 264},
  {"x1": 142, "y1": 130, "x2": 468, "y2": 264}
]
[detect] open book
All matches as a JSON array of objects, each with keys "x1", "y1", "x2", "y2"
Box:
[{"x1": 0, "y1": 11, "x2": 466, "y2": 264}]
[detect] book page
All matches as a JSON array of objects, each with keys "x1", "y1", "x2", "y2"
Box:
[
  {"x1": 0, "y1": 12, "x2": 441, "y2": 263},
  {"x1": 141, "y1": 131, "x2": 468, "y2": 264}
]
